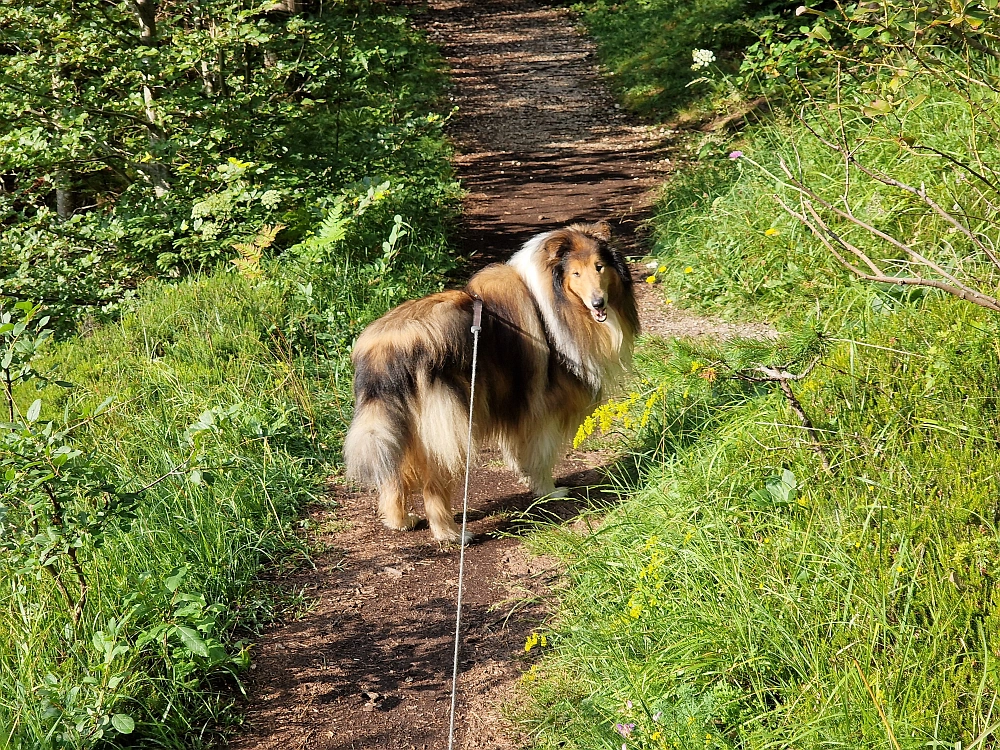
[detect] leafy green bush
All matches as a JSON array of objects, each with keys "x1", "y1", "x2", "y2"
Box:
[
  {"x1": 572, "y1": 0, "x2": 799, "y2": 117},
  {"x1": 0, "y1": 0, "x2": 451, "y2": 323}
]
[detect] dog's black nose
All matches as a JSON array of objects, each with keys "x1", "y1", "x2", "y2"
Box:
[{"x1": 592, "y1": 296, "x2": 606, "y2": 310}]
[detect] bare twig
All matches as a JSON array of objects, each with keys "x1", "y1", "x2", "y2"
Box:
[
  {"x1": 734, "y1": 357, "x2": 833, "y2": 474},
  {"x1": 792, "y1": 116, "x2": 1000, "y2": 273},
  {"x1": 775, "y1": 194, "x2": 1000, "y2": 313}
]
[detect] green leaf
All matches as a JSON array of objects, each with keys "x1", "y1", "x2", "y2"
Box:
[
  {"x1": 862, "y1": 99, "x2": 893, "y2": 117},
  {"x1": 92, "y1": 396, "x2": 114, "y2": 416},
  {"x1": 807, "y1": 25, "x2": 831, "y2": 41},
  {"x1": 174, "y1": 625, "x2": 210, "y2": 657},
  {"x1": 111, "y1": 714, "x2": 135, "y2": 734},
  {"x1": 905, "y1": 94, "x2": 928, "y2": 114},
  {"x1": 164, "y1": 566, "x2": 188, "y2": 593},
  {"x1": 26, "y1": 399, "x2": 41, "y2": 423}
]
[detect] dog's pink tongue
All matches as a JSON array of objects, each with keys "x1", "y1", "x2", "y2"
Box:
[{"x1": 592, "y1": 308, "x2": 607, "y2": 323}]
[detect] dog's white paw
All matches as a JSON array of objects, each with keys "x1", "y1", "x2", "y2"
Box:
[
  {"x1": 383, "y1": 512, "x2": 422, "y2": 532},
  {"x1": 433, "y1": 527, "x2": 474, "y2": 546},
  {"x1": 533, "y1": 486, "x2": 571, "y2": 499}
]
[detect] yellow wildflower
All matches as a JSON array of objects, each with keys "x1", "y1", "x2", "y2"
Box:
[
  {"x1": 598, "y1": 410, "x2": 612, "y2": 433},
  {"x1": 684, "y1": 266, "x2": 693, "y2": 273},
  {"x1": 572, "y1": 414, "x2": 596, "y2": 448},
  {"x1": 646, "y1": 275, "x2": 657, "y2": 284},
  {"x1": 658, "y1": 265, "x2": 667, "y2": 273},
  {"x1": 765, "y1": 227, "x2": 779, "y2": 236}
]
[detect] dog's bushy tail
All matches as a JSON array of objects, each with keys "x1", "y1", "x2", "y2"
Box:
[
  {"x1": 343, "y1": 394, "x2": 410, "y2": 488},
  {"x1": 345, "y1": 290, "x2": 476, "y2": 488}
]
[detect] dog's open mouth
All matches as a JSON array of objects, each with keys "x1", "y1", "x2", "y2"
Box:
[{"x1": 590, "y1": 307, "x2": 607, "y2": 323}]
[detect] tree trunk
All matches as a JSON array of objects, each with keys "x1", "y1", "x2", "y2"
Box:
[
  {"x1": 56, "y1": 186, "x2": 74, "y2": 220},
  {"x1": 131, "y1": 0, "x2": 169, "y2": 198}
]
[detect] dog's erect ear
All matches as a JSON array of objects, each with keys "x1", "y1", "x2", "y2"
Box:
[
  {"x1": 587, "y1": 221, "x2": 613, "y2": 242},
  {"x1": 542, "y1": 230, "x2": 572, "y2": 262},
  {"x1": 569, "y1": 221, "x2": 613, "y2": 242}
]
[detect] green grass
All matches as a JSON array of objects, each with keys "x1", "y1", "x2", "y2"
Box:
[
  {"x1": 525, "y1": 299, "x2": 1000, "y2": 748},
  {"x1": 0, "y1": 9, "x2": 460, "y2": 747},
  {"x1": 519, "y1": 31, "x2": 1000, "y2": 750},
  {"x1": 642, "y1": 86, "x2": 1000, "y2": 326},
  {"x1": 0, "y1": 189, "x2": 456, "y2": 748},
  {"x1": 573, "y1": 0, "x2": 793, "y2": 118}
]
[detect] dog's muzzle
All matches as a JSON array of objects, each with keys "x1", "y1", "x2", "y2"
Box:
[{"x1": 589, "y1": 298, "x2": 607, "y2": 323}]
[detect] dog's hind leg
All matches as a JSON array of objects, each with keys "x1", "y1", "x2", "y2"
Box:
[
  {"x1": 423, "y1": 469, "x2": 472, "y2": 545},
  {"x1": 378, "y1": 472, "x2": 420, "y2": 532},
  {"x1": 518, "y1": 424, "x2": 570, "y2": 498}
]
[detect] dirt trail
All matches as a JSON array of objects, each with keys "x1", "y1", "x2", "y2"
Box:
[{"x1": 229, "y1": 3, "x2": 758, "y2": 749}]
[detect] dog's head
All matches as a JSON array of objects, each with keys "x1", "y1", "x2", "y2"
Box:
[{"x1": 542, "y1": 221, "x2": 630, "y2": 323}]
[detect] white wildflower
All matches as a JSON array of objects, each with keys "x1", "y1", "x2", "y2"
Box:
[{"x1": 691, "y1": 49, "x2": 716, "y2": 71}]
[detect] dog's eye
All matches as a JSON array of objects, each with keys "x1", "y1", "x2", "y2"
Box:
[
  {"x1": 595, "y1": 264, "x2": 604, "y2": 272},
  {"x1": 572, "y1": 271, "x2": 581, "y2": 277}
]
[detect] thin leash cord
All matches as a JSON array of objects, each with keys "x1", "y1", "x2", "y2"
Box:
[{"x1": 448, "y1": 298, "x2": 483, "y2": 750}]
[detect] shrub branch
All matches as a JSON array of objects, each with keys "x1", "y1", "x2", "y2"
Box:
[{"x1": 734, "y1": 357, "x2": 833, "y2": 474}]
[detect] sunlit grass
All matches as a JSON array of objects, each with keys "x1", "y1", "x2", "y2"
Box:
[
  {"x1": 0, "y1": 172, "x2": 457, "y2": 748},
  {"x1": 520, "y1": 48, "x2": 1000, "y2": 750}
]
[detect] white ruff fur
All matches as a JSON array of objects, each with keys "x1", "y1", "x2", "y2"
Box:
[{"x1": 508, "y1": 233, "x2": 628, "y2": 393}]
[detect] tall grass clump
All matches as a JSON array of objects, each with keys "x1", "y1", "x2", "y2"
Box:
[
  {"x1": 524, "y1": 297, "x2": 1000, "y2": 748},
  {"x1": 643, "y1": 81, "x2": 1000, "y2": 327},
  {"x1": 0, "y1": 3, "x2": 459, "y2": 746},
  {"x1": 0, "y1": 179, "x2": 455, "y2": 749},
  {"x1": 0, "y1": 182, "x2": 457, "y2": 748},
  {"x1": 522, "y1": 4, "x2": 1000, "y2": 748}
]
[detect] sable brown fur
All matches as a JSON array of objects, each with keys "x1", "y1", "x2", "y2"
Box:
[{"x1": 344, "y1": 221, "x2": 638, "y2": 543}]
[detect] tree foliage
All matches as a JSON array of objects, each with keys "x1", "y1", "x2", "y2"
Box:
[{"x1": 0, "y1": 0, "x2": 449, "y2": 321}]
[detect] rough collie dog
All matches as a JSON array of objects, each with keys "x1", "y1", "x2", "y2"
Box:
[{"x1": 344, "y1": 221, "x2": 639, "y2": 543}]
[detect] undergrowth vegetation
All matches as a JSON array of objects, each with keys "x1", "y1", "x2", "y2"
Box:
[
  {"x1": 526, "y1": 2, "x2": 1000, "y2": 748},
  {"x1": 0, "y1": 0, "x2": 452, "y2": 324},
  {"x1": 0, "y1": 1, "x2": 457, "y2": 746},
  {"x1": 572, "y1": 0, "x2": 799, "y2": 117}
]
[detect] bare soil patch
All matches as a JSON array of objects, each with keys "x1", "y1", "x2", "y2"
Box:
[{"x1": 230, "y1": 2, "x2": 762, "y2": 748}]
